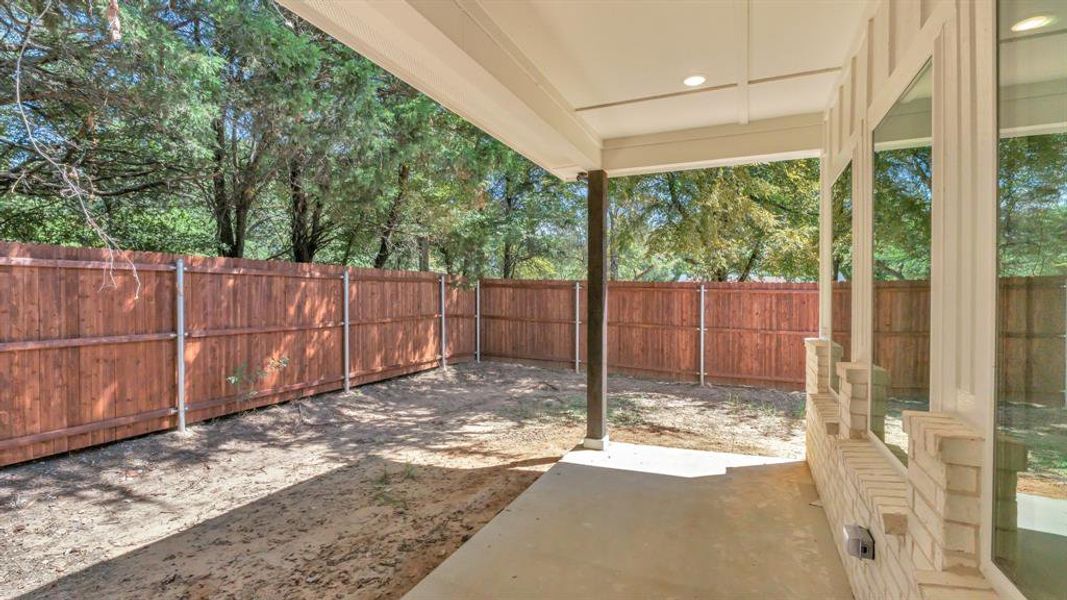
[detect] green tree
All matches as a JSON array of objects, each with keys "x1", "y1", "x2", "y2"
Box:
[
  {"x1": 615, "y1": 160, "x2": 820, "y2": 282},
  {"x1": 872, "y1": 146, "x2": 932, "y2": 280},
  {"x1": 831, "y1": 164, "x2": 853, "y2": 281},
  {"x1": 1, "y1": 0, "x2": 219, "y2": 251},
  {"x1": 997, "y1": 133, "x2": 1067, "y2": 277},
  {"x1": 0, "y1": 0, "x2": 827, "y2": 285}
]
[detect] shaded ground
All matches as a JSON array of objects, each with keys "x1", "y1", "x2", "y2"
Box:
[{"x1": 0, "y1": 362, "x2": 805, "y2": 600}]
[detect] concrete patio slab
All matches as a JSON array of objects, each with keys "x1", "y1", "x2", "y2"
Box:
[{"x1": 405, "y1": 442, "x2": 852, "y2": 599}]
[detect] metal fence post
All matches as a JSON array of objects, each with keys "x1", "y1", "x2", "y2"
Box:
[
  {"x1": 343, "y1": 269, "x2": 350, "y2": 392},
  {"x1": 440, "y1": 274, "x2": 447, "y2": 368},
  {"x1": 175, "y1": 259, "x2": 187, "y2": 432},
  {"x1": 575, "y1": 281, "x2": 581, "y2": 373},
  {"x1": 699, "y1": 283, "x2": 706, "y2": 387},
  {"x1": 475, "y1": 280, "x2": 481, "y2": 362}
]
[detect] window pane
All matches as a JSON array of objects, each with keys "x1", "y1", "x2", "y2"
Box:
[
  {"x1": 831, "y1": 164, "x2": 852, "y2": 393},
  {"x1": 993, "y1": 1, "x2": 1067, "y2": 597},
  {"x1": 871, "y1": 61, "x2": 933, "y2": 464}
]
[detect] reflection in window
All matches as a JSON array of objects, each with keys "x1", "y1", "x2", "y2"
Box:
[
  {"x1": 830, "y1": 164, "x2": 852, "y2": 393},
  {"x1": 871, "y1": 61, "x2": 933, "y2": 463},
  {"x1": 992, "y1": 1, "x2": 1067, "y2": 597}
]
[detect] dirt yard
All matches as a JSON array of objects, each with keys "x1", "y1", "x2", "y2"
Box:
[{"x1": 0, "y1": 361, "x2": 806, "y2": 600}]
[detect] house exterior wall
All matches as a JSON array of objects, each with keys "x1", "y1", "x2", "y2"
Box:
[
  {"x1": 819, "y1": 0, "x2": 997, "y2": 428},
  {"x1": 806, "y1": 339, "x2": 1012, "y2": 599},
  {"x1": 811, "y1": 0, "x2": 1021, "y2": 596}
]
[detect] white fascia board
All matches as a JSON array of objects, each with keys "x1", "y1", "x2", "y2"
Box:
[
  {"x1": 280, "y1": 0, "x2": 601, "y2": 180},
  {"x1": 413, "y1": 1, "x2": 602, "y2": 170},
  {"x1": 601, "y1": 113, "x2": 824, "y2": 177}
]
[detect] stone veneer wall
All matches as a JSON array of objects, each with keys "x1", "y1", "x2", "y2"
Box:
[{"x1": 804, "y1": 338, "x2": 1012, "y2": 600}]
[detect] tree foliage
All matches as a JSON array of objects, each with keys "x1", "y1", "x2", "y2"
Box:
[
  {"x1": 873, "y1": 146, "x2": 932, "y2": 281},
  {"x1": 830, "y1": 163, "x2": 852, "y2": 281},
  {"x1": 612, "y1": 161, "x2": 820, "y2": 282},
  {"x1": 997, "y1": 133, "x2": 1067, "y2": 277},
  {"x1": 1, "y1": 0, "x2": 824, "y2": 282}
]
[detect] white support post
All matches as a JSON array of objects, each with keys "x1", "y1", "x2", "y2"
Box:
[
  {"x1": 343, "y1": 269, "x2": 350, "y2": 393},
  {"x1": 475, "y1": 280, "x2": 481, "y2": 362},
  {"x1": 175, "y1": 259, "x2": 187, "y2": 432},
  {"x1": 699, "y1": 283, "x2": 706, "y2": 387},
  {"x1": 440, "y1": 274, "x2": 447, "y2": 368},
  {"x1": 575, "y1": 281, "x2": 581, "y2": 373}
]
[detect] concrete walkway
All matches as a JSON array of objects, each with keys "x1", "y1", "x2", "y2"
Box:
[{"x1": 405, "y1": 442, "x2": 852, "y2": 599}]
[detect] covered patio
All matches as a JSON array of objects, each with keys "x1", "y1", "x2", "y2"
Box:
[
  {"x1": 276, "y1": 2, "x2": 866, "y2": 595},
  {"x1": 274, "y1": 0, "x2": 1059, "y2": 598},
  {"x1": 406, "y1": 442, "x2": 851, "y2": 599},
  {"x1": 279, "y1": 0, "x2": 862, "y2": 450}
]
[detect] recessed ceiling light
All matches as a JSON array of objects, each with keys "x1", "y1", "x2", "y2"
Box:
[
  {"x1": 683, "y1": 75, "x2": 706, "y2": 87},
  {"x1": 1011, "y1": 15, "x2": 1056, "y2": 32}
]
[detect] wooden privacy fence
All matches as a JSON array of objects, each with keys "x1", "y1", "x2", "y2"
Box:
[
  {"x1": 479, "y1": 279, "x2": 819, "y2": 388},
  {"x1": 3, "y1": 241, "x2": 1061, "y2": 467},
  {"x1": 0, "y1": 243, "x2": 475, "y2": 467},
  {"x1": 872, "y1": 280, "x2": 931, "y2": 397},
  {"x1": 825, "y1": 278, "x2": 1063, "y2": 404},
  {"x1": 481, "y1": 277, "x2": 1066, "y2": 403},
  {"x1": 997, "y1": 275, "x2": 1066, "y2": 407}
]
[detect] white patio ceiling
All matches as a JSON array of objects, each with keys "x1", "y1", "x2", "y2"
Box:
[{"x1": 279, "y1": 0, "x2": 873, "y2": 179}]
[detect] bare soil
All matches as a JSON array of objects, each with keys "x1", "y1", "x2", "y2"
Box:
[{"x1": 0, "y1": 361, "x2": 806, "y2": 600}]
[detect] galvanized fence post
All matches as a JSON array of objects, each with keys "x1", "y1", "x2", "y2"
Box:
[
  {"x1": 475, "y1": 280, "x2": 481, "y2": 362},
  {"x1": 343, "y1": 269, "x2": 350, "y2": 392},
  {"x1": 440, "y1": 274, "x2": 447, "y2": 368},
  {"x1": 175, "y1": 259, "x2": 187, "y2": 432},
  {"x1": 699, "y1": 283, "x2": 706, "y2": 387},
  {"x1": 574, "y1": 281, "x2": 581, "y2": 373}
]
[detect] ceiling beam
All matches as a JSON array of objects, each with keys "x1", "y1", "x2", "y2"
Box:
[
  {"x1": 573, "y1": 67, "x2": 840, "y2": 113},
  {"x1": 601, "y1": 113, "x2": 822, "y2": 177}
]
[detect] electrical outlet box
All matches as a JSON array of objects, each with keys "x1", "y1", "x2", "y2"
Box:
[{"x1": 844, "y1": 525, "x2": 875, "y2": 560}]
